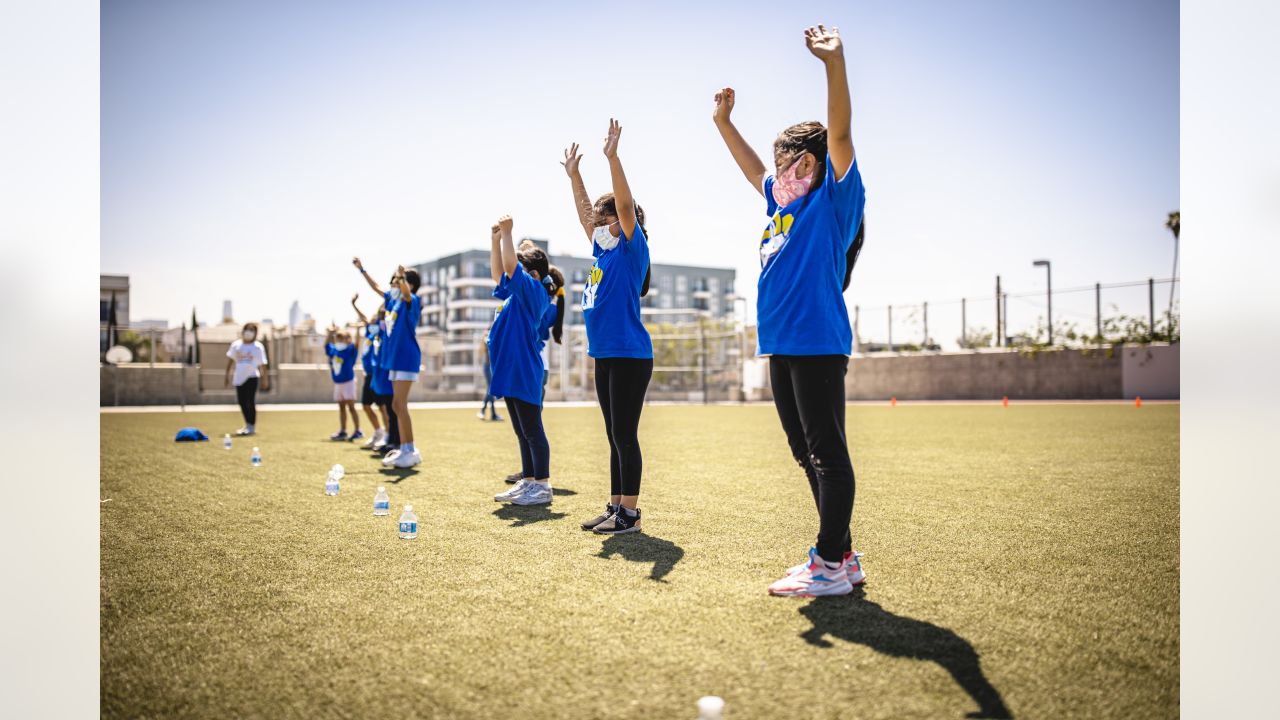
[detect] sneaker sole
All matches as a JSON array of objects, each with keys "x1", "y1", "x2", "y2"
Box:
[
  {"x1": 768, "y1": 579, "x2": 854, "y2": 597},
  {"x1": 593, "y1": 525, "x2": 641, "y2": 535},
  {"x1": 510, "y1": 496, "x2": 552, "y2": 506}
]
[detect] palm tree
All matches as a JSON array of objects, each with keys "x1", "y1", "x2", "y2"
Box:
[{"x1": 1165, "y1": 210, "x2": 1179, "y2": 327}]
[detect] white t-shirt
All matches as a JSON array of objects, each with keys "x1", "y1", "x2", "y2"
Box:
[{"x1": 227, "y1": 339, "x2": 267, "y2": 387}]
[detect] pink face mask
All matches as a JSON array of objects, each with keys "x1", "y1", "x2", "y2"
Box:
[{"x1": 771, "y1": 155, "x2": 814, "y2": 208}]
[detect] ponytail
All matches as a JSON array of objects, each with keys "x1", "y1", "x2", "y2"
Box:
[
  {"x1": 548, "y1": 265, "x2": 567, "y2": 344},
  {"x1": 842, "y1": 217, "x2": 865, "y2": 291},
  {"x1": 553, "y1": 288, "x2": 566, "y2": 343}
]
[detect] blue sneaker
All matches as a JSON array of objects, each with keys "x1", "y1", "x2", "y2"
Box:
[{"x1": 349, "y1": 430, "x2": 365, "y2": 442}]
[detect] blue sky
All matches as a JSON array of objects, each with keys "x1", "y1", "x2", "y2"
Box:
[{"x1": 102, "y1": 0, "x2": 1178, "y2": 347}]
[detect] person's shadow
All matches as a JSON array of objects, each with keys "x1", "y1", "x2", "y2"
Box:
[
  {"x1": 596, "y1": 534, "x2": 685, "y2": 582},
  {"x1": 378, "y1": 467, "x2": 419, "y2": 483},
  {"x1": 799, "y1": 588, "x2": 1012, "y2": 719},
  {"x1": 492, "y1": 504, "x2": 567, "y2": 527}
]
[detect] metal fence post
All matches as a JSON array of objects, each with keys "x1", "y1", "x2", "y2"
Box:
[
  {"x1": 1148, "y1": 277, "x2": 1156, "y2": 339},
  {"x1": 995, "y1": 276, "x2": 1002, "y2": 347},
  {"x1": 922, "y1": 302, "x2": 929, "y2": 348},
  {"x1": 853, "y1": 305, "x2": 860, "y2": 351},
  {"x1": 149, "y1": 330, "x2": 156, "y2": 367},
  {"x1": 885, "y1": 302, "x2": 896, "y2": 351},
  {"x1": 1095, "y1": 282, "x2": 1102, "y2": 344},
  {"x1": 961, "y1": 298, "x2": 967, "y2": 348}
]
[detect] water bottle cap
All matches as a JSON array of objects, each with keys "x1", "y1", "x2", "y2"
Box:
[
  {"x1": 697, "y1": 696, "x2": 725, "y2": 715},
  {"x1": 404, "y1": 504, "x2": 412, "y2": 511},
  {"x1": 252, "y1": 447, "x2": 260, "y2": 451},
  {"x1": 377, "y1": 486, "x2": 385, "y2": 492}
]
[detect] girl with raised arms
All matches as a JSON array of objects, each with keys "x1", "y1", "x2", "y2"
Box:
[
  {"x1": 353, "y1": 257, "x2": 423, "y2": 469},
  {"x1": 712, "y1": 25, "x2": 868, "y2": 596},
  {"x1": 561, "y1": 119, "x2": 653, "y2": 535},
  {"x1": 489, "y1": 217, "x2": 561, "y2": 506}
]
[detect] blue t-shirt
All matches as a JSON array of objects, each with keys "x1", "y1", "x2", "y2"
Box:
[
  {"x1": 369, "y1": 322, "x2": 392, "y2": 396},
  {"x1": 582, "y1": 222, "x2": 653, "y2": 359},
  {"x1": 325, "y1": 343, "x2": 358, "y2": 383},
  {"x1": 488, "y1": 264, "x2": 547, "y2": 406},
  {"x1": 360, "y1": 325, "x2": 377, "y2": 374},
  {"x1": 382, "y1": 290, "x2": 422, "y2": 372},
  {"x1": 757, "y1": 154, "x2": 866, "y2": 356}
]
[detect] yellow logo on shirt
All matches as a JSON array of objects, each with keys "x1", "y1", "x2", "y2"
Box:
[
  {"x1": 582, "y1": 265, "x2": 604, "y2": 310},
  {"x1": 760, "y1": 212, "x2": 795, "y2": 266}
]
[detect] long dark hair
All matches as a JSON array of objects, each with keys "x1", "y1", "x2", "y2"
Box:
[
  {"x1": 843, "y1": 217, "x2": 865, "y2": 291},
  {"x1": 592, "y1": 193, "x2": 651, "y2": 296},
  {"x1": 547, "y1": 265, "x2": 566, "y2": 343}
]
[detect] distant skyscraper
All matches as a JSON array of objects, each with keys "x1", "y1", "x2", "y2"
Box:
[
  {"x1": 221, "y1": 300, "x2": 234, "y2": 324},
  {"x1": 289, "y1": 300, "x2": 302, "y2": 328}
]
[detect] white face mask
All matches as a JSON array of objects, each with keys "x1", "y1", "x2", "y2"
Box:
[
  {"x1": 593, "y1": 224, "x2": 620, "y2": 251},
  {"x1": 333, "y1": 342, "x2": 350, "y2": 351},
  {"x1": 242, "y1": 330, "x2": 255, "y2": 341},
  {"x1": 388, "y1": 287, "x2": 402, "y2": 301}
]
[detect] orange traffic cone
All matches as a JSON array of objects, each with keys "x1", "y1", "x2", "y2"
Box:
[
  {"x1": 1135, "y1": 396, "x2": 1142, "y2": 408},
  {"x1": 1002, "y1": 396, "x2": 1009, "y2": 408}
]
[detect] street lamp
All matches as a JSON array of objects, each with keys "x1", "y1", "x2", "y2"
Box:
[{"x1": 1033, "y1": 259, "x2": 1052, "y2": 345}]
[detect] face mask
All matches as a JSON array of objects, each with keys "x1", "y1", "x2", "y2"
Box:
[
  {"x1": 242, "y1": 331, "x2": 255, "y2": 341},
  {"x1": 388, "y1": 287, "x2": 402, "y2": 301},
  {"x1": 593, "y1": 224, "x2": 620, "y2": 251},
  {"x1": 334, "y1": 342, "x2": 350, "y2": 351},
  {"x1": 772, "y1": 155, "x2": 815, "y2": 208}
]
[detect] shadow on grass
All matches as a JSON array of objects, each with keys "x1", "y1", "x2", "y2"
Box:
[
  {"x1": 551, "y1": 487, "x2": 577, "y2": 497},
  {"x1": 799, "y1": 588, "x2": 1012, "y2": 719},
  {"x1": 378, "y1": 467, "x2": 420, "y2": 483},
  {"x1": 596, "y1": 533, "x2": 684, "y2": 582},
  {"x1": 492, "y1": 504, "x2": 567, "y2": 526}
]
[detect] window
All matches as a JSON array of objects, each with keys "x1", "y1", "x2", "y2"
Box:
[
  {"x1": 676, "y1": 275, "x2": 688, "y2": 293},
  {"x1": 100, "y1": 300, "x2": 109, "y2": 322},
  {"x1": 573, "y1": 269, "x2": 586, "y2": 283}
]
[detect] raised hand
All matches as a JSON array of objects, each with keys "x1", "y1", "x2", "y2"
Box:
[
  {"x1": 603, "y1": 119, "x2": 621, "y2": 159},
  {"x1": 713, "y1": 87, "x2": 736, "y2": 124},
  {"x1": 491, "y1": 223, "x2": 501, "y2": 242},
  {"x1": 352, "y1": 257, "x2": 364, "y2": 271},
  {"x1": 804, "y1": 24, "x2": 843, "y2": 61},
  {"x1": 561, "y1": 143, "x2": 582, "y2": 176},
  {"x1": 351, "y1": 292, "x2": 359, "y2": 303},
  {"x1": 497, "y1": 215, "x2": 514, "y2": 234}
]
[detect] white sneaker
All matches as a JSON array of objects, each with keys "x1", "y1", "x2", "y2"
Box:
[
  {"x1": 392, "y1": 449, "x2": 422, "y2": 468},
  {"x1": 362, "y1": 429, "x2": 381, "y2": 449},
  {"x1": 768, "y1": 548, "x2": 853, "y2": 597},
  {"x1": 381, "y1": 449, "x2": 402, "y2": 466},
  {"x1": 494, "y1": 479, "x2": 530, "y2": 502},
  {"x1": 511, "y1": 481, "x2": 552, "y2": 506},
  {"x1": 786, "y1": 550, "x2": 864, "y2": 582}
]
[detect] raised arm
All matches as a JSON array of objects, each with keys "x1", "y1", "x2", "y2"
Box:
[
  {"x1": 393, "y1": 266, "x2": 411, "y2": 300},
  {"x1": 602, "y1": 119, "x2": 637, "y2": 238},
  {"x1": 352, "y1": 257, "x2": 385, "y2": 296},
  {"x1": 712, "y1": 87, "x2": 767, "y2": 197},
  {"x1": 806, "y1": 24, "x2": 854, "y2": 179},
  {"x1": 561, "y1": 143, "x2": 594, "y2": 241},
  {"x1": 350, "y1": 293, "x2": 369, "y2": 325},
  {"x1": 325, "y1": 322, "x2": 338, "y2": 345},
  {"x1": 489, "y1": 223, "x2": 503, "y2": 284},
  {"x1": 496, "y1": 215, "x2": 518, "y2": 278}
]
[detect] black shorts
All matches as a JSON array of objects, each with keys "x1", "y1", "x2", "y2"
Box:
[{"x1": 361, "y1": 374, "x2": 377, "y2": 405}]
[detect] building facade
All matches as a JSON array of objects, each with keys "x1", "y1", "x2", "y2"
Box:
[
  {"x1": 410, "y1": 239, "x2": 738, "y2": 393},
  {"x1": 101, "y1": 274, "x2": 130, "y2": 352}
]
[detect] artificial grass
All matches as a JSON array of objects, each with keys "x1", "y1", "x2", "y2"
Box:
[{"x1": 100, "y1": 403, "x2": 1178, "y2": 719}]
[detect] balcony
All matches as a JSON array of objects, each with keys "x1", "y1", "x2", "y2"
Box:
[
  {"x1": 449, "y1": 298, "x2": 502, "y2": 310},
  {"x1": 447, "y1": 276, "x2": 495, "y2": 289}
]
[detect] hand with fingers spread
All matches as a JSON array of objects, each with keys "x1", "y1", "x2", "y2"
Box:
[
  {"x1": 804, "y1": 24, "x2": 843, "y2": 62},
  {"x1": 561, "y1": 143, "x2": 582, "y2": 177},
  {"x1": 603, "y1": 119, "x2": 621, "y2": 159},
  {"x1": 713, "y1": 87, "x2": 736, "y2": 125}
]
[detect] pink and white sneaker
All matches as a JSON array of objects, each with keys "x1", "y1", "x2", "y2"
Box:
[
  {"x1": 768, "y1": 548, "x2": 854, "y2": 597},
  {"x1": 785, "y1": 549, "x2": 866, "y2": 586}
]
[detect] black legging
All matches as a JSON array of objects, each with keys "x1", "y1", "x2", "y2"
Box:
[
  {"x1": 505, "y1": 397, "x2": 549, "y2": 479},
  {"x1": 378, "y1": 394, "x2": 398, "y2": 445},
  {"x1": 769, "y1": 355, "x2": 855, "y2": 564},
  {"x1": 236, "y1": 376, "x2": 259, "y2": 426},
  {"x1": 594, "y1": 357, "x2": 652, "y2": 497}
]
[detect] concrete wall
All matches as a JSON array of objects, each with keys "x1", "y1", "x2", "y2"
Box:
[{"x1": 101, "y1": 345, "x2": 1179, "y2": 406}]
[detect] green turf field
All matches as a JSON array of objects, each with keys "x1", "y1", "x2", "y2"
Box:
[{"x1": 100, "y1": 403, "x2": 1178, "y2": 719}]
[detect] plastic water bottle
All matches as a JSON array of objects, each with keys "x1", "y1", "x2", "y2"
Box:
[
  {"x1": 373, "y1": 487, "x2": 390, "y2": 516},
  {"x1": 223, "y1": 434, "x2": 232, "y2": 450},
  {"x1": 398, "y1": 504, "x2": 418, "y2": 539},
  {"x1": 250, "y1": 447, "x2": 261, "y2": 467},
  {"x1": 696, "y1": 697, "x2": 725, "y2": 720},
  {"x1": 331, "y1": 463, "x2": 345, "y2": 481},
  {"x1": 325, "y1": 470, "x2": 340, "y2": 496}
]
